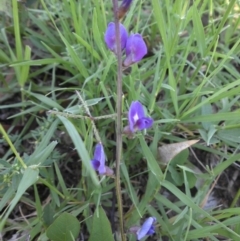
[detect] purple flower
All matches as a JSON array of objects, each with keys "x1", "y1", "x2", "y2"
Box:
[
  {"x1": 91, "y1": 143, "x2": 106, "y2": 175},
  {"x1": 136, "y1": 217, "x2": 156, "y2": 240},
  {"x1": 118, "y1": 0, "x2": 133, "y2": 19},
  {"x1": 121, "y1": 0, "x2": 133, "y2": 9},
  {"x1": 127, "y1": 101, "x2": 153, "y2": 133},
  {"x1": 123, "y1": 34, "x2": 147, "y2": 67},
  {"x1": 91, "y1": 144, "x2": 114, "y2": 176},
  {"x1": 104, "y1": 22, "x2": 128, "y2": 54}
]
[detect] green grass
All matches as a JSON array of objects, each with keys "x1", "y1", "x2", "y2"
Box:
[{"x1": 1, "y1": 0, "x2": 240, "y2": 240}]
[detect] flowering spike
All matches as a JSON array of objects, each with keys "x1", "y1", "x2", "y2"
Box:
[
  {"x1": 136, "y1": 217, "x2": 156, "y2": 240},
  {"x1": 123, "y1": 34, "x2": 147, "y2": 67},
  {"x1": 126, "y1": 101, "x2": 153, "y2": 133},
  {"x1": 118, "y1": 0, "x2": 133, "y2": 19},
  {"x1": 104, "y1": 22, "x2": 128, "y2": 54}
]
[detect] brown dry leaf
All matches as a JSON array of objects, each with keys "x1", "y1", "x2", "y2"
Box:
[{"x1": 158, "y1": 140, "x2": 199, "y2": 165}]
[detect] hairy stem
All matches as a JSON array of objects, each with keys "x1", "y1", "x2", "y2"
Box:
[
  {"x1": 48, "y1": 110, "x2": 118, "y2": 120},
  {"x1": 112, "y1": 0, "x2": 125, "y2": 240},
  {"x1": 75, "y1": 90, "x2": 102, "y2": 143}
]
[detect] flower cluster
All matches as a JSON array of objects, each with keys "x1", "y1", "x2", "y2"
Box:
[{"x1": 104, "y1": 22, "x2": 147, "y2": 67}]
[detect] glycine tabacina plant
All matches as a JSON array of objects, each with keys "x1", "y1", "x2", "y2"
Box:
[{"x1": 89, "y1": 0, "x2": 156, "y2": 240}]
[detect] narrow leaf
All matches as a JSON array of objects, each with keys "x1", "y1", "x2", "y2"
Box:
[
  {"x1": 57, "y1": 115, "x2": 99, "y2": 187},
  {"x1": 0, "y1": 168, "x2": 39, "y2": 229}
]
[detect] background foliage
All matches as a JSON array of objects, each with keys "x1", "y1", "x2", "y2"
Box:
[{"x1": 1, "y1": 0, "x2": 240, "y2": 240}]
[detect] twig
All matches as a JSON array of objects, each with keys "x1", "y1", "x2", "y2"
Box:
[
  {"x1": 200, "y1": 174, "x2": 221, "y2": 208},
  {"x1": 112, "y1": 0, "x2": 125, "y2": 240}
]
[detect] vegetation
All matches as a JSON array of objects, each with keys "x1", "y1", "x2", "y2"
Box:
[{"x1": 1, "y1": 0, "x2": 240, "y2": 240}]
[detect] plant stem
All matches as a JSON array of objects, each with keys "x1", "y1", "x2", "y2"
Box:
[
  {"x1": 112, "y1": 0, "x2": 125, "y2": 240},
  {"x1": 75, "y1": 90, "x2": 102, "y2": 143},
  {"x1": 0, "y1": 124, "x2": 27, "y2": 169},
  {"x1": 47, "y1": 110, "x2": 118, "y2": 120}
]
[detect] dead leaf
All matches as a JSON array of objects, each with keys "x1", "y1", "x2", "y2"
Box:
[{"x1": 158, "y1": 140, "x2": 199, "y2": 165}]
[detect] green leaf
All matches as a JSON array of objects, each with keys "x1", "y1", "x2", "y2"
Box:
[
  {"x1": 0, "y1": 167, "x2": 39, "y2": 230},
  {"x1": 186, "y1": 172, "x2": 197, "y2": 189},
  {"x1": 0, "y1": 187, "x2": 15, "y2": 212},
  {"x1": 191, "y1": 4, "x2": 206, "y2": 56},
  {"x1": 57, "y1": 115, "x2": 99, "y2": 187},
  {"x1": 29, "y1": 141, "x2": 58, "y2": 165},
  {"x1": 89, "y1": 206, "x2": 114, "y2": 241},
  {"x1": 173, "y1": 206, "x2": 188, "y2": 225},
  {"x1": 19, "y1": 45, "x2": 31, "y2": 86},
  {"x1": 139, "y1": 135, "x2": 163, "y2": 178},
  {"x1": 24, "y1": 90, "x2": 64, "y2": 110},
  {"x1": 171, "y1": 149, "x2": 189, "y2": 167},
  {"x1": 46, "y1": 212, "x2": 80, "y2": 241},
  {"x1": 206, "y1": 126, "x2": 218, "y2": 146},
  {"x1": 168, "y1": 165, "x2": 184, "y2": 186},
  {"x1": 201, "y1": 96, "x2": 212, "y2": 131},
  {"x1": 217, "y1": 129, "x2": 240, "y2": 143},
  {"x1": 182, "y1": 111, "x2": 240, "y2": 123},
  {"x1": 73, "y1": 33, "x2": 100, "y2": 61}
]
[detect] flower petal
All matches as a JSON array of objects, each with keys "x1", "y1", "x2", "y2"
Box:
[
  {"x1": 105, "y1": 166, "x2": 114, "y2": 176},
  {"x1": 136, "y1": 217, "x2": 156, "y2": 240},
  {"x1": 124, "y1": 34, "x2": 147, "y2": 66},
  {"x1": 98, "y1": 164, "x2": 106, "y2": 175},
  {"x1": 121, "y1": 0, "x2": 133, "y2": 9},
  {"x1": 91, "y1": 160, "x2": 100, "y2": 171},
  {"x1": 104, "y1": 22, "x2": 128, "y2": 53},
  {"x1": 147, "y1": 226, "x2": 155, "y2": 235},
  {"x1": 135, "y1": 117, "x2": 154, "y2": 130},
  {"x1": 128, "y1": 101, "x2": 145, "y2": 132}
]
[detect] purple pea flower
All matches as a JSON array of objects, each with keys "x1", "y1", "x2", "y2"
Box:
[
  {"x1": 136, "y1": 217, "x2": 156, "y2": 240},
  {"x1": 126, "y1": 101, "x2": 153, "y2": 133},
  {"x1": 123, "y1": 33, "x2": 147, "y2": 67},
  {"x1": 104, "y1": 22, "x2": 128, "y2": 54},
  {"x1": 121, "y1": 0, "x2": 133, "y2": 9},
  {"x1": 118, "y1": 0, "x2": 133, "y2": 19},
  {"x1": 91, "y1": 143, "x2": 106, "y2": 175},
  {"x1": 91, "y1": 144, "x2": 114, "y2": 176}
]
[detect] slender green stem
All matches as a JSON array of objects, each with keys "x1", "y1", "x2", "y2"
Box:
[
  {"x1": 0, "y1": 124, "x2": 27, "y2": 169},
  {"x1": 112, "y1": 0, "x2": 125, "y2": 240}
]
